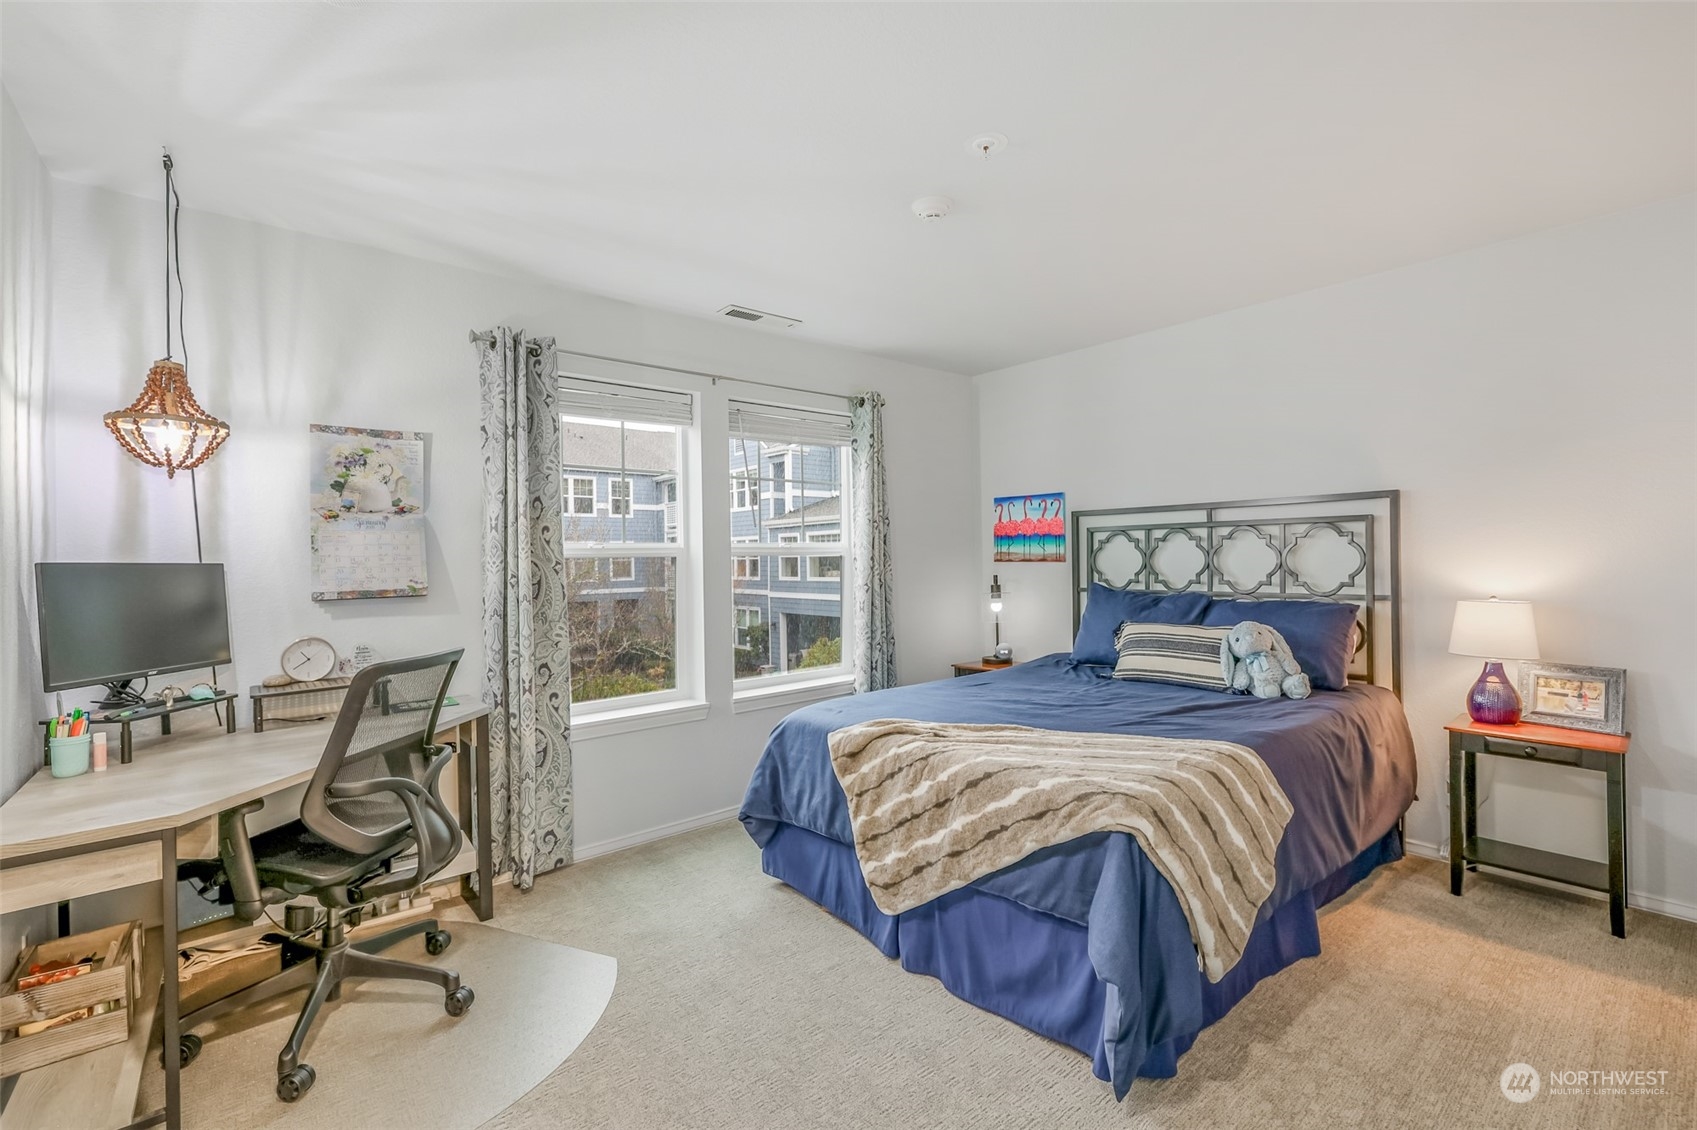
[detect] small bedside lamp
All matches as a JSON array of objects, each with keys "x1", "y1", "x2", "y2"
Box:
[
  {"x1": 1449, "y1": 598, "x2": 1540, "y2": 725},
  {"x1": 984, "y1": 575, "x2": 1011, "y2": 663}
]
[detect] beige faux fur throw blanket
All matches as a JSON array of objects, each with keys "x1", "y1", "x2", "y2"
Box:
[{"x1": 827, "y1": 719, "x2": 1294, "y2": 982}]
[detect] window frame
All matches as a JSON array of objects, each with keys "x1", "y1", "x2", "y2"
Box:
[
  {"x1": 558, "y1": 376, "x2": 699, "y2": 720},
  {"x1": 734, "y1": 605, "x2": 763, "y2": 649},
  {"x1": 608, "y1": 477, "x2": 633, "y2": 517},
  {"x1": 730, "y1": 472, "x2": 759, "y2": 511},
  {"x1": 566, "y1": 476, "x2": 596, "y2": 516},
  {"x1": 726, "y1": 417, "x2": 856, "y2": 696}
]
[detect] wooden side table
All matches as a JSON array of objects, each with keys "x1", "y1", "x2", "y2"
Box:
[
  {"x1": 951, "y1": 659, "x2": 1017, "y2": 677},
  {"x1": 1445, "y1": 713, "x2": 1629, "y2": 937}
]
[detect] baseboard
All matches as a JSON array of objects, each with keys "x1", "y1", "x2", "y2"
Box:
[
  {"x1": 1404, "y1": 836, "x2": 1444, "y2": 862},
  {"x1": 1400, "y1": 836, "x2": 1697, "y2": 924},
  {"x1": 573, "y1": 806, "x2": 741, "y2": 862}
]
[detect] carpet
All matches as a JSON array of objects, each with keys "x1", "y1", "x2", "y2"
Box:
[
  {"x1": 139, "y1": 921, "x2": 615, "y2": 1129},
  {"x1": 478, "y1": 821, "x2": 1693, "y2": 1129}
]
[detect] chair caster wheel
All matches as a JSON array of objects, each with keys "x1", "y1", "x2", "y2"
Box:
[
  {"x1": 277, "y1": 1064, "x2": 316, "y2": 1102},
  {"x1": 162, "y1": 1032, "x2": 202, "y2": 1068},
  {"x1": 425, "y1": 929, "x2": 451, "y2": 956},
  {"x1": 445, "y1": 985, "x2": 475, "y2": 1017}
]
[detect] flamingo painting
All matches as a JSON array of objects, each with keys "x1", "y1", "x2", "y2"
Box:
[{"x1": 993, "y1": 492, "x2": 1066, "y2": 562}]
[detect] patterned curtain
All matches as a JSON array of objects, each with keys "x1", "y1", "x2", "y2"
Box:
[
  {"x1": 476, "y1": 327, "x2": 573, "y2": 888},
  {"x1": 851, "y1": 391, "x2": 897, "y2": 692}
]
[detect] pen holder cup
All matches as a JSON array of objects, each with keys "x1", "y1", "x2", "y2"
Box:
[{"x1": 48, "y1": 734, "x2": 92, "y2": 778}]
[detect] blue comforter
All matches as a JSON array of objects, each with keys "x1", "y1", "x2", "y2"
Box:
[{"x1": 739, "y1": 654, "x2": 1417, "y2": 1094}]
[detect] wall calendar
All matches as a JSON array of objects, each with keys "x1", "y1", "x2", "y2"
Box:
[{"x1": 309, "y1": 424, "x2": 429, "y2": 600}]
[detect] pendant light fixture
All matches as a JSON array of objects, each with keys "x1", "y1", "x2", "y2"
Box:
[{"x1": 103, "y1": 153, "x2": 229, "y2": 478}]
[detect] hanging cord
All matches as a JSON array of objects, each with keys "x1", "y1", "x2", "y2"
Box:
[
  {"x1": 168, "y1": 152, "x2": 220, "y2": 718},
  {"x1": 189, "y1": 469, "x2": 204, "y2": 563},
  {"x1": 169, "y1": 154, "x2": 188, "y2": 385},
  {"x1": 163, "y1": 153, "x2": 173, "y2": 359},
  {"x1": 169, "y1": 152, "x2": 202, "y2": 564}
]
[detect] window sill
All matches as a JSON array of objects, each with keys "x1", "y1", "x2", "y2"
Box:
[
  {"x1": 732, "y1": 675, "x2": 855, "y2": 715},
  {"x1": 572, "y1": 698, "x2": 710, "y2": 740}
]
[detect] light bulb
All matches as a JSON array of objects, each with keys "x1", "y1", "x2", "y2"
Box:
[{"x1": 141, "y1": 417, "x2": 191, "y2": 460}]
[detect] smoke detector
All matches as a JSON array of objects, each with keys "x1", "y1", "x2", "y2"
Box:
[
  {"x1": 965, "y1": 132, "x2": 1008, "y2": 160},
  {"x1": 717, "y1": 304, "x2": 802, "y2": 328},
  {"x1": 910, "y1": 195, "x2": 954, "y2": 223}
]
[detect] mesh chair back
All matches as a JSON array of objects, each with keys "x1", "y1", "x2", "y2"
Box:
[{"x1": 300, "y1": 650, "x2": 463, "y2": 859}]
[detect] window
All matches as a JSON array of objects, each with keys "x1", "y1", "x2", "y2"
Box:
[
  {"x1": 560, "y1": 376, "x2": 694, "y2": 710},
  {"x1": 728, "y1": 400, "x2": 854, "y2": 686},
  {"x1": 731, "y1": 473, "x2": 759, "y2": 510},
  {"x1": 770, "y1": 454, "x2": 788, "y2": 516},
  {"x1": 566, "y1": 476, "x2": 595, "y2": 516},
  {"x1": 808, "y1": 531, "x2": 841, "y2": 579},
  {"x1": 735, "y1": 606, "x2": 762, "y2": 649}
]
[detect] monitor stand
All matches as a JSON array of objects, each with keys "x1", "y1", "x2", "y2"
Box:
[{"x1": 95, "y1": 679, "x2": 147, "y2": 711}]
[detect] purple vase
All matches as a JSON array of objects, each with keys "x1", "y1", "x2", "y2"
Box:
[{"x1": 1467, "y1": 661, "x2": 1522, "y2": 725}]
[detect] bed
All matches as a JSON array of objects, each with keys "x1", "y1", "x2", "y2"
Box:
[{"x1": 739, "y1": 492, "x2": 1417, "y2": 1099}]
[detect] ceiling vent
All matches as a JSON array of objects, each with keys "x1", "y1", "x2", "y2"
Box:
[{"x1": 717, "y1": 305, "x2": 802, "y2": 328}]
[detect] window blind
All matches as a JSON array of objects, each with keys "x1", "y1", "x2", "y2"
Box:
[
  {"x1": 727, "y1": 400, "x2": 853, "y2": 445},
  {"x1": 559, "y1": 377, "x2": 694, "y2": 427}
]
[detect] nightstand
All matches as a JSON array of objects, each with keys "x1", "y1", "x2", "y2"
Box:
[
  {"x1": 1445, "y1": 713, "x2": 1630, "y2": 937},
  {"x1": 952, "y1": 659, "x2": 1017, "y2": 677}
]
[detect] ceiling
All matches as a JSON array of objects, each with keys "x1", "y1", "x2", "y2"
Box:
[{"x1": 3, "y1": 2, "x2": 1692, "y2": 375}]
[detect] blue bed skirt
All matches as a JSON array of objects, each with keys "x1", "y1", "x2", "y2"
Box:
[{"x1": 760, "y1": 821, "x2": 1403, "y2": 1088}]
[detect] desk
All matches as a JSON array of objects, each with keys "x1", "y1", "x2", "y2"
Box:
[{"x1": 0, "y1": 701, "x2": 493, "y2": 1129}]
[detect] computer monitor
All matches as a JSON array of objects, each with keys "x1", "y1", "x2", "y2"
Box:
[{"x1": 35, "y1": 562, "x2": 233, "y2": 708}]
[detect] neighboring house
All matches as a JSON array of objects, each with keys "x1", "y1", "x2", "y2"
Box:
[
  {"x1": 728, "y1": 440, "x2": 845, "y2": 673},
  {"x1": 560, "y1": 420, "x2": 678, "y2": 651},
  {"x1": 559, "y1": 424, "x2": 846, "y2": 676}
]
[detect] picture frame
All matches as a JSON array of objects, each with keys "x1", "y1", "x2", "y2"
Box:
[
  {"x1": 1517, "y1": 661, "x2": 1626, "y2": 735},
  {"x1": 993, "y1": 492, "x2": 1066, "y2": 563}
]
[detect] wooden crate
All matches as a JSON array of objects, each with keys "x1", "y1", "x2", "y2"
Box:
[{"x1": 0, "y1": 921, "x2": 141, "y2": 1076}]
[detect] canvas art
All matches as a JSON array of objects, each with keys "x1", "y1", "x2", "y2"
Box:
[{"x1": 994, "y1": 493, "x2": 1066, "y2": 562}]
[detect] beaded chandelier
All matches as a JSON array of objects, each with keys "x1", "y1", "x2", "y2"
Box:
[{"x1": 102, "y1": 154, "x2": 229, "y2": 478}]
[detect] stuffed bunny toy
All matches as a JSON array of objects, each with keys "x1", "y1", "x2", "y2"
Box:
[{"x1": 1224, "y1": 621, "x2": 1312, "y2": 700}]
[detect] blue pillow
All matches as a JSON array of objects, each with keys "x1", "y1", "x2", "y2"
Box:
[
  {"x1": 1202, "y1": 598, "x2": 1359, "y2": 691},
  {"x1": 1071, "y1": 585, "x2": 1212, "y2": 666}
]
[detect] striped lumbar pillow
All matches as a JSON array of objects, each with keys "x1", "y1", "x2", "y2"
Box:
[{"x1": 1112, "y1": 622, "x2": 1232, "y2": 690}]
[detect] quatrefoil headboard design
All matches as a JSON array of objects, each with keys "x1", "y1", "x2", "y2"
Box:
[{"x1": 1071, "y1": 491, "x2": 1402, "y2": 694}]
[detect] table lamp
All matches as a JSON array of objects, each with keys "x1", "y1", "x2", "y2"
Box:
[
  {"x1": 1448, "y1": 598, "x2": 1540, "y2": 725},
  {"x1": 984, "y1": 575, "x2": 1011, "y2": 663}
]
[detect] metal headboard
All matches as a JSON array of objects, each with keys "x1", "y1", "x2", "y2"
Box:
[{"x1": 1071, "y1": 491, "x2": 1402, "y2": 696}]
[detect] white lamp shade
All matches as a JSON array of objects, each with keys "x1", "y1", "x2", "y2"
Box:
[{"x1": 1448, "y1": 598, "x2": 1540, "y2": 660}]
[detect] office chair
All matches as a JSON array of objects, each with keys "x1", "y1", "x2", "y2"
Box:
[{"x1": 174, "y1": 649, "x2": 476, "y2": 1102}]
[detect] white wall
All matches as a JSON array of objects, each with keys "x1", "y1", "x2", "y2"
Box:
[
  {"x1": 39, "y1": 178, "x2": 980, "y2": 856},
  {"x1": 1, "y1": 86, "x2": 55, "y2": 1016},
  {"x1": 976, "y1": 196, "x2": 1697, "y2": 920}
]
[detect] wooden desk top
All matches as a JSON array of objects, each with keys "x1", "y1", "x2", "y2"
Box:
[
  {"x1": 1443, "y1": 712, "x2": 1629, "y2": 755},
  {"x1": 0, "y1": 701, "x2": 489, "y2": 860}
]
